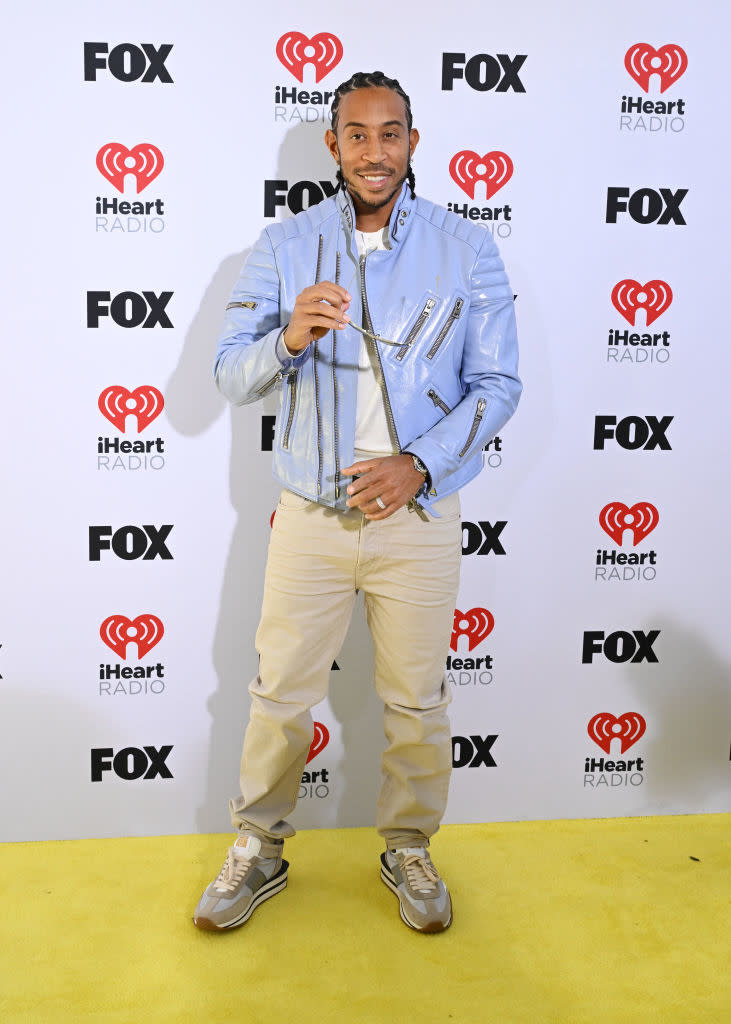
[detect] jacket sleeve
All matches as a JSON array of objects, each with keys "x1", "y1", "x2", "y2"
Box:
[
  {"x1": 405, "y1": 231, "x2": 522, "y2": 489},
  {"x1": 214, "y1": 227, "x2": 310, "y2": 406}
]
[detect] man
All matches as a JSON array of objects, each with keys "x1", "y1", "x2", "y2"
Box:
[{"x1": 194, "y1": 71, "x2": 521, "y2": 934}]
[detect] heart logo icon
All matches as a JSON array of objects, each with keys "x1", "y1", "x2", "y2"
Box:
[
  {"x1": 451, "y1": 608, "x2": 495, "y2": 652},
  {"x1": 588, "y1": 712, "x2": 646, "y2": 754},
  {"x1": 96, "y1": 143, "x2": 164, "y2": 194},
  {"x1": 276, "y1": 32, "x2": 343, "y2": 84},
  {"x1": 611, "y1": 280, "x2": 672, "y2": 326},
  {"x1": 98, "y1": 385, "x2": 164, "y2": 433},
  {"x1": 306, "y1": 721, "x2": 330, "y2": 763},
  {"x1": 624, "y1": 43, "x2": 688, "y2": 94},
  {"x1": 599, "y1": 502, "x2": 659, "y2": 546},
  {"x1": 449, "y1": 151, "x2": 513, "y2": 200},
  {"x1": 100, "y1": 614, "x2": 165, "y2": 659}
]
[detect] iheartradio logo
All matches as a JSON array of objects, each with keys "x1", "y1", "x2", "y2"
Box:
[
  {"x1": 624, "y1": 43, "x2": 688, "y2": 94},
  {"x1": 306, "y1": 721, "x2": 329, "y2": 763},
  {"x1": 98, "y1": 386, "x2": 164, "y2": 433},
  {"x1": 451, "y1": 608, "x2": 494, "y2": 652},
  {"x1": 100, "y1": 614, "x2": 164, "y2": 659},
  {"x1": 449, "y1": 151, "x2": 513, "y2": 200},
  {"x1": 588, "y1": 712, "x2": 646, "y2": 754},
  {"x1": 611, "y1": 280, "x2": 672, "y2": 327},
  {"x1": 599, "y1": 502, "x2": 659, "y2": 546},
  {"x1": 96, "y1": 143, "x2": 164, "y2": 194},
  {"x1": 276, "y1": 32, "x2": 342, "y2": 83}
]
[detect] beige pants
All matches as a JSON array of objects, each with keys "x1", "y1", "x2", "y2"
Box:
[{"x1": 229, "y1": 484, "x2": 461, "y2": 847}]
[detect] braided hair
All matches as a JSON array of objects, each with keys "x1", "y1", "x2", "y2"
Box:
[{"x1": 330, "y1": 71, "x2": 416, "y2": 199}]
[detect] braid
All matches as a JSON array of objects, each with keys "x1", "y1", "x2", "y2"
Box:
[{"x1": 330, "y1": 71, "x2": 416, "y2": 199}]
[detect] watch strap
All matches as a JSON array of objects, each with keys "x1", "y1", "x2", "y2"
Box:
[{"x1": 405, "y1": 452, "x2": 431, "y2": 491}]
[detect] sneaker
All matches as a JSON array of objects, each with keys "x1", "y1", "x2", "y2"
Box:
[
  {"x1": 193, "y1": 832, "x2": 289, "y2": 931},
  {"x1": 380, "y1": 846, "x2": 452, "y2": 933}
]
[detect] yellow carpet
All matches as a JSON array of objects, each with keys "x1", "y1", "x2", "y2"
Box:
[{"x1": 1, "y1": 816, "x2": 728, "y2": 1024}]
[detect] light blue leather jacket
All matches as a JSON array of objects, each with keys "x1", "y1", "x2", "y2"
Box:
[{"x1": 215, "y1": 182, "x2": 521, "y2": 512}]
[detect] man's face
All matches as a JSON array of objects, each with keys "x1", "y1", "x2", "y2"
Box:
[{"x1": 326, "y1": 86, "x2": 419, "y2": 221}]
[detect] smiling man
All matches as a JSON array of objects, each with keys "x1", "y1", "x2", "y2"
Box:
[{"x1": 194, "y1": 71, "x2": 521, "y2": 934}]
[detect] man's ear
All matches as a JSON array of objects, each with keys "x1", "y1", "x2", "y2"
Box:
[
  {"x1": 325, "y1": 129, "x2": 340, "y2": 164},
  {"x1": 409, "y1": 128, "x2": 420, "y2": 159}
]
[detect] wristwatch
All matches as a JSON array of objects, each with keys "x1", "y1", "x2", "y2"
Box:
[{"x1": 405, "y1": 452, "x2": 431, "y2": 490}]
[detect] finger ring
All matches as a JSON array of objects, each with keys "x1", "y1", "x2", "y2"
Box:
[{"x1": 375, "y1": 496, "x2": 386, "y2": 510}]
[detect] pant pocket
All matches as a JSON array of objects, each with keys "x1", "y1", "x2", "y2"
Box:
[{"x1": 430, "y1": 492, "x2": 460, "y2": 523}]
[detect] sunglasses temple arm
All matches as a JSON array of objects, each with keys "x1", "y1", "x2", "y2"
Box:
[{"x1": 347, "y1": 321, "x2": 400, "y2": 346}]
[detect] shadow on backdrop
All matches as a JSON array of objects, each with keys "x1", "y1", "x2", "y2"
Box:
[{"x1": 623, "y1": 618, "x2": 730, "y2": 810}]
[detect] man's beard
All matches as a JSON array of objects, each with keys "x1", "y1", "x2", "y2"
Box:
[{"x1": 345, "y1": 168, "x2": 409, "y2": 211}]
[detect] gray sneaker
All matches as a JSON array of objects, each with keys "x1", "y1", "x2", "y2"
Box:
[
  {"x1": 193, "y1": 832, "x2": 288, "y2": 931},
  {"x1": 380, "y1": 846, "x2": 453, "y2": 933}
]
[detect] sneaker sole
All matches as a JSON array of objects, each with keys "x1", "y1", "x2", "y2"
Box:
[
  {"x1": 379, "y1": 854, "x2": 452, "y2": 934},
  {"x1": 193, "y1": 860, "x2": 289, "y2": 932}
]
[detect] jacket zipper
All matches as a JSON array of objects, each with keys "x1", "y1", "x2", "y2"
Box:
[
  {"x1": 312, "y1": 235, "x2": 324, "y2": 493},
  {"x1": 427, "y1": 388, "x2": 451, "y2": 415},
  {"x1": 395, "y1": 298, "x2": 437, "y2": 361},
  {"x1": 458, "y1": 397, "x2": 487, "y2": 458},
  {"x1": 359, "y1": 253, "x2": 400, "y2": 452},
  {"x1": 257, "y1": 371, "x2": 281, "y2": 397},
  {"x1": 312, "y1": 343, "x2": 322, "y2": 493},
  {"x1": 226, "y1": 300, "x2": 258, "y2": 311},
  {"x1": 333, "y1": 250, "x2": 341, "y2": 498},
  {"x1": 282, "y1": 371, "x2": 298, "y2": 449},
  {"x1": 314, "y1": 234, "x2": 323, "y2": 286},
  {"x1": 360, "y1": 253, "x2": 428, "y2": 520},
  {"x1": 426, "y1": 298, "x2": 463, "y2": 359}
]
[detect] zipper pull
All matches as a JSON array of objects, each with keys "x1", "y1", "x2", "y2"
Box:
[
  {"x1": 256, "y1": 371, "x2": 282, "y2": 397},
  {"x1": 407, "y1": 498, "x2": 429, "y2": 522}
]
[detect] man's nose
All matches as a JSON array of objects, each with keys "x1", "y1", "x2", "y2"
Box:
[{"x1": 363, "y1": 139, "x2": 386, "y2": 163}]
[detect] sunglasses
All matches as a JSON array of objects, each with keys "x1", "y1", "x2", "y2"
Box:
[{"x1": 346, "y1": 320, "x2": 399, "y2": 347}]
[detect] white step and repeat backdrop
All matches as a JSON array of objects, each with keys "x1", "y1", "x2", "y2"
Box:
[{"x1": 2, "y1": 0, "x2": 729, "y2": 841}]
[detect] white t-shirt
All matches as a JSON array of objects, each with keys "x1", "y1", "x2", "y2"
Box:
[{"x1": 354, "y1": 228, "x2": 394, "y2": 455}]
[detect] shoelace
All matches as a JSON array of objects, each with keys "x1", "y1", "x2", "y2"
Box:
[
  {"x1": 214, "y1": 848, "x2": 254, "y2": 895},
  {"x1": 401, "y1": 853, "x2": 440, "y2": 894}
]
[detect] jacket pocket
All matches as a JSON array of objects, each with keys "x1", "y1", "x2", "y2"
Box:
[
  {"x1": 426, "y1": 386, "x2": 452, "y2": 416},
  {"x1": 426, "y1": 297, "x2": 464, "y2": 360},
  {"x1": 395, "y1": 294, "x2": 438, "y2": 361}
]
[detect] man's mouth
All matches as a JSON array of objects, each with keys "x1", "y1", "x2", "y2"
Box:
[{"x1": 357, "y1": 172, "x2": 391, "y2": 188}]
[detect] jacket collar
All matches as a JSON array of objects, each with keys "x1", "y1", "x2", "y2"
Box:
[{"x1": 336, "y1": 181, "x2": 416, "y2": 249}]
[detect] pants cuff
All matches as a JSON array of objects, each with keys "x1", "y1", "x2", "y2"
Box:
[{"x1": 382, "y1": 830, "x2": 430, "y2": 850}]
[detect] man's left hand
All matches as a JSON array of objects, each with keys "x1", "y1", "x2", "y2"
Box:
[{"x1": 342, "y1": 455, "x2": 426, "y2": 520}]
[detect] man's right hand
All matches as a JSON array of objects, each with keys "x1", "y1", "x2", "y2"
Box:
[{"x1": 282, "y1": 282, "x2": 351, "y2": 352}]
